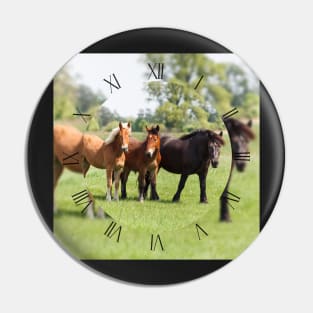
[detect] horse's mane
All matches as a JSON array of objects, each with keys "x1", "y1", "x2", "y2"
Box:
[
  {"x1": 104, "y1": 123, "x2": 131, "y2": 144},
  {"x1": 226, "y1": 118, "x2": 255, "y2": 140},
  {"x1": 179, "y1": 129, "x2": 225, "y2": 146},
  {"x1": 179, "y1": 130, "x2": 207, "y2": 140}
]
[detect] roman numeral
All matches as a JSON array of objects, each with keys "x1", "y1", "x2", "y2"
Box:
[
  {"x1": 233, "y1": 152, "x2": 250, "y2": 161},
  {"x1": 194, "y1": 75, "x2": 204, "y2": 90},
  {"x1": 222, "y1": 108, "x2": 238, "y2": 120},
  {"x1": 195, "y1": 224, "x2": 208, "y2": 240},
  {"x1": 103, "y1": 73, "x2": 121, "y2": 93},
  {"x1": 104, "y1": 221, "x2": 122, "y2": 242},
  {"x1": 72, "y1": 189, "x2": 93, "y2": 214},
  {"x1": 73, "y1": 108, "x2": 91, "y2": 123},
  {"x1": 148, "y1": 63, "x2": 164, "y2": 80},
  {"x1": 150, "y1": 234, "x2": 164, "y2": 251},
  {"x1": 221, "y1": 191, "x2": 240, "y2": 210},
  {"x1": 62, "y1": 152, "x2": 79, "y2": 165}
]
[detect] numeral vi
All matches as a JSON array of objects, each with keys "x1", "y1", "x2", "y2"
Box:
[{"x1": 150, "y1": 234, "x2": 164, "y2": 251}]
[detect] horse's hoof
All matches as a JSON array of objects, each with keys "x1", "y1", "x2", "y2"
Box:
[
  {"x1": 200, "y1": 199, "x2": 208, "y2": 204},
  {"x1": 220, "y1": 216, "x2": 231, "y2": 222},
  {"x1": 172, "y1": 197, "x2": 180, "y2": 202},
  {"x1": 96, "y1": 207, "x2": 105, "y2": 218}
]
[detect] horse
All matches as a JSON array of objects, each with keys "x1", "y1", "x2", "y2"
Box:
[
  {"x1": 120, "y1": 125, "x2": 161, "y2": 202},
  {"x1": 144, "y1": 129, "x2": 224, "y2": 203},
  {"x1": 220, "y1": 118, "x2": 255, "y2": 221},
  {"x1": 54, "y1": 122, "x2": 131, "y2": 212}
]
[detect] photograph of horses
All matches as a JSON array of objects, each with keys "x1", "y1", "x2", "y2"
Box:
[{"x1": 53, "y1": 53, "x2": 259, "y2": 259}]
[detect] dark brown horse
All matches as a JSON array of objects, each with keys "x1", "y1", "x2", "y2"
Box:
[
  {"x1": 220, "y1": 118, "x2": 255, "y2": 221},
  {"x1": 145, "y1": 130, "x2": 224, "y2": 203},
  {"x1": 120, "y1": 125, "x2": 161, "y2": 202}
]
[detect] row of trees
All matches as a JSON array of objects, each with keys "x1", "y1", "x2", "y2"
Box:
[{"x1": 54, "y1": 54, "x2": 259, "y2": 132}]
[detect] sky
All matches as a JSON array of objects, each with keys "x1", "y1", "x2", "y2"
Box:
[{"x1": 64, "y1": 53, "x2": 258, "y2": 117}]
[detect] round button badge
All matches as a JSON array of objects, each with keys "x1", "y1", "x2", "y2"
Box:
[{"x1": 27, "y1": 28, "x2": 285, "y2": 284}]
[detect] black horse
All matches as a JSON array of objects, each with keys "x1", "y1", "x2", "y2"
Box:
[
  {"x1": 144, "y1": 130, "x2": 224, "y2": 203},
  {"x1": 220, "y1": 118, "x2": 255, "y2": 221}
]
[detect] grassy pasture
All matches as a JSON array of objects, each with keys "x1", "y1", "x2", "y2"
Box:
[{"x1": 54, "y1": 126, "x2": 259, "y2": 260}]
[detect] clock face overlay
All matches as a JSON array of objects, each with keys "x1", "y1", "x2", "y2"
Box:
[{"x1": 27, "y1": 28, "x2": 284, "y2": 284}]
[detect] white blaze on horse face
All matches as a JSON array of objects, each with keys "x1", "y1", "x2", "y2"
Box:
[{"x1": 121, "y1": 144, "x2": 128, "y2": 152}]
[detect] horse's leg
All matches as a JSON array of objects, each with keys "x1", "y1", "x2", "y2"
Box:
[
  {"x1": 172, "y1": 174, "x2": 188, "y2": 202},
  {"x1": 81, "y1": 157, "x2": 90, "y2": 178},
  {"x1": 113, "y1": 169, "x2": 122, "y2": 201},
  {"x1": 138, "y1": 169, "x2": 147, "y2": 202},
  {"x1": 53, "y1": 157, "x2": 63, "y2": 213},
  {"x1": 143, "y1": 171, "x2": 151, "y2": 199},
  {"x1": 106, "y1": 169, "x2": 113, "y2": 201},
  {"x1": 220, "y1": 165, "x2": 234, "y2": 222},
  {"x1": 150, "y1": 170, "x2": 160, "y2": 200},
  {"x1": 220, "y1": 182, "x2": 231, "y2": 222},
  {"x1": 198, "y1": 172, "x2": 208, "y2": 203},
  {"x1": 121, "y1": 168, "x2": 130, "y2": 199}
]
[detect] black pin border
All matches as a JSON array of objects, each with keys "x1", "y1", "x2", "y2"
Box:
[{"x1": 26, "y1": 27, "x2": 285, "y2": 285}]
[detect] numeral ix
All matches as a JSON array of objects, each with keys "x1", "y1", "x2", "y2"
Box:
[{"x1": 62, "y1": 152, "x2": 79, "y2": 165}]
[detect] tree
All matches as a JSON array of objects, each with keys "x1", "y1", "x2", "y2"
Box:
[
  {"x1": 53, "y1": 66, "x2": 107, "y2": 124},
  {"x1": 53, "y1": 66, "x2": 77, "y2": 119},
  {"x1": 142, "y1": 54, "x2": 259, "y2": 131}
]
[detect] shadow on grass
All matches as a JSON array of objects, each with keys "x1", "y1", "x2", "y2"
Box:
[
  {"x1": 54, "y1": 209, "x2": 85, "y2": 219},
  {"x1": 54, "y1": 208, "x2": 113, "y2": 220}
]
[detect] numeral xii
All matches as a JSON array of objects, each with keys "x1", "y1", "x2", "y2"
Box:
[{"x1": 148, "y1": 63, "x2": 164, "y2": 80}]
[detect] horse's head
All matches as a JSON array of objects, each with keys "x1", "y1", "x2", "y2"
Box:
[
  {"x1": 145, "y1": 125, "x2": 160, "y2": 158},
  {"x1": 207, "y1": 130, "x2": 225, "y2": 168},
  {"x1": 118, "y1": 121, "x2": 131, "y2": 152},
  {"x1": 226, "y1": 118, "x2": 255, "y2": 172}
]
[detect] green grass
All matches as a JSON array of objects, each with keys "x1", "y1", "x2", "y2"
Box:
[{"x1": 54, "y1": 126, "x2": 259, "y2": 260}]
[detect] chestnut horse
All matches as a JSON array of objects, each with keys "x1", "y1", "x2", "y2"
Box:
[
  {"x1": 220, "y1": 118, "x2": 255, "y2": 221},
  {"x1": 144, "y1": 130, "x2": 224, "y2": 203},
  {"x1": 54, "y1": 122, "x2": 131, "y2": 206},
  {"x1": 120, "y1": 125, "x2": 161, "y2": 202}
]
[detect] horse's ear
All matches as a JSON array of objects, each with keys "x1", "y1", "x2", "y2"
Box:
[
  {"x1": 119, "y1": 122, "x2": 123, "y2": 130},
  {"x1": 127, "y1": 121, "x2": 131, "y2": 128},
  {"x1": 247, "y1": 120, "x2": 252, "y2": 128},
  {"x1": 145, "y1": 125, "x2": 149, "y2": 132},
  {"x1": 156, "y1": 125, "x2": 160, "y2": 132},
  {"x1": 219, "y1": 131, "x2": 223, "y2": 137}
]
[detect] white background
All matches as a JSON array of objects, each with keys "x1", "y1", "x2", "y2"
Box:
[{"x1": 1, "y1": 1, "x2": 312, "y2": 312}]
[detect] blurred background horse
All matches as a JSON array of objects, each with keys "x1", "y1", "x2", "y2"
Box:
[{"x1": 220, "y1": 118, "x2": 255, "y2": 221}]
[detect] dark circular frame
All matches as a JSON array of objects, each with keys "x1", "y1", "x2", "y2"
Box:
[{"x1": 27, "y1": 27, "x2": 285, "y2": 285}]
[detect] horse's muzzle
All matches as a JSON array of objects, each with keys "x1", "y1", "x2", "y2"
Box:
[
  {"x1": 236, "y1": 162, "x2": 246, "y2": 172},
  {"x1": 212, "y1": 161, "x2": 218, "y2": 168},
  {"x1": 145, "y1": 149, "x2": 154, "y2": 158}
]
